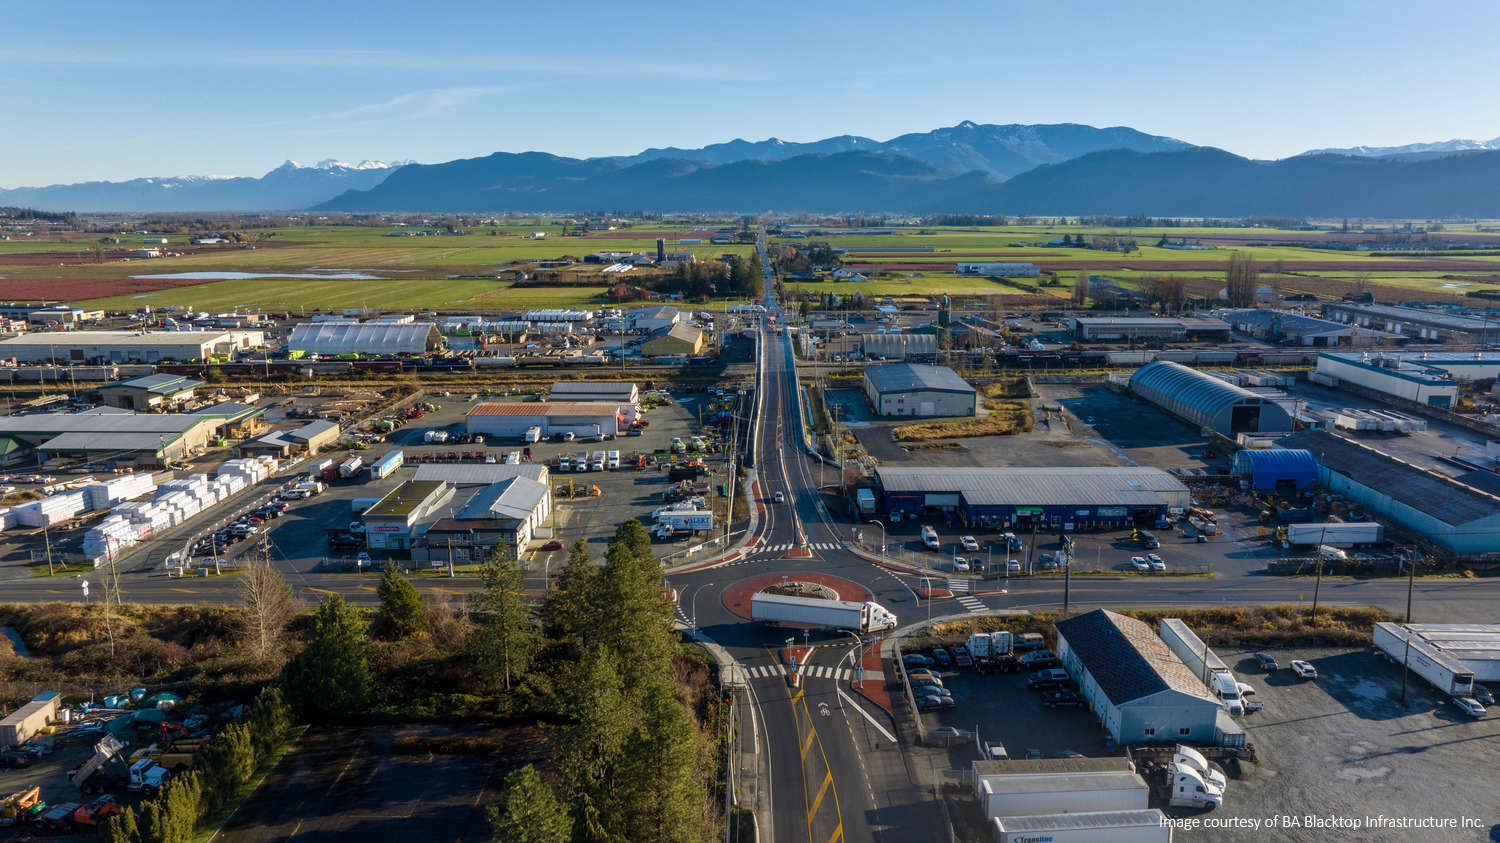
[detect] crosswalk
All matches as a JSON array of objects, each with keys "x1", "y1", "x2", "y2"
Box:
[
  {"x1": 747, "y1": 542, "x2": 840, "y2": 554},
  {"x1": 741, "y1": 662, "x2": 854, "y2": 681},
  {"x1": 948, "y1": 578, "x2": 987, "y2": 613}
]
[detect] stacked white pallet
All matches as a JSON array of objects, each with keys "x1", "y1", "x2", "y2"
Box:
[
  {"x1": 116, "y1": 501, "x2": 173, "y2": 534},
  {"x1": 81, "y1": 473, "x2": 158, "y2": 511},
  {"x1": 83, "y1": 514, "x2": 150, "y2": 563},
  {"x1": 0, "y1": 507, "x2": 13, "y2": 530},
  {"x1": 14, "y1": 491, "x2": 88, "y2": 527}
]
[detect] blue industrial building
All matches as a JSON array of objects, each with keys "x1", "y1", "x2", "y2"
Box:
[
  {"x1": 1231, "y1": 449, "x2": 1318, "y2": 493},
  {"x1": 873, "y1": 467, "x2": 1190, "y2": 530}
]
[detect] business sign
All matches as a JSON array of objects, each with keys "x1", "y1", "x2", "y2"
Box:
[
  {"x1": 1096, "y1": 507, "x2": 1127, "y2": 517},
  {"x1": 371, "y1": 524, "x2": 402, "y2": 532}
]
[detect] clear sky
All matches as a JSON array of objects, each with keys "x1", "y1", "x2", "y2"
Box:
[{"x1": 4, "y1": 0, "x2": 1499, "y2": 187}]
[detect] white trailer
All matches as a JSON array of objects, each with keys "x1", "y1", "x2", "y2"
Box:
[
  {"x1": 749, "y1": 592, "x2": 896, "y2": 633},
  {"x1": 656, "y1": 510, "x2": 714, "y2": 532},
  {"x1": 977, "y1": 771, "x2": 1149, "y2": 819},
  {"x1": 1373, "y1": 622, "x2": 1476, "y2": 696},
  {"x1": 1159, "y1": 619, "x2": 1243, "y2": 715},
  {"x1": 992, "y1": 810, "x2": 1171, "y2": 843},
  {"x1": 1284, "y1": 521, "x2": 1384, "y2": 548}
]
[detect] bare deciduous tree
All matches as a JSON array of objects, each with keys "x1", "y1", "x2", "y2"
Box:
[
  {"x1": 1224, "y1": 252, "x2": 1261, "y2": 308},
  {"x1": 1071, "y1": 270, "x2": 1089, "y2": 307},
  {"x1": 235, "y1": 558, "x2": 296, "y2": 662},
  {"x1": 1352, "y1": 271, "x2": 1372, "y2": 294}
]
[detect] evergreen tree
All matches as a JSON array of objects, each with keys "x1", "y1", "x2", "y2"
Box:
[
  {"x1": 376, "y1": 564, "x2": 426, "y2": 639},
  {"x1": 487, "y1": 765, "x2": 570, "y2": 843},
  {"x1": 593, "y1": 521, "x2": 674, "y2": 691},
  {"x1": 282, "y1": 594, "x2": 372, "y2": 716},
  {"x1": 542, "y1": 539, "x2": 596, "y2": 644},
  {"x1": 472, "y1": 549, "x2": 538, "y2": 691},
  {"x1": 138, "y1": 801, "x2": 166, "y2": 843},
  {"x1": 100, "y1": 808, "x2": 142, "y2": 843},
  {"x1": 619, "y1": 683, "x2": 706, "y2": 843},
  {"x1": 559, "y1": 645, "x2": 632, "y2": 790}
]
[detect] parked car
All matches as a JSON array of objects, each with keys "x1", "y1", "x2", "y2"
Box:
[
  {"x1": 951, "y1": 556, "x2": 970, "y2": 572},
  {"x1": 1290, "y1": 660, "x2": 1318, "y2": 679},
  {"x1": 1147, "y1": 553, "x2": 1166, "y2": 572},
  {"x1": 911, "y1": 685, "x2": 952, "y2": 699},
  {"x1": 1018, "y1": 649, "x2": 1057, "y2": 668},
  {"x1": 1454, "y1": 697, "x2": 1487, "y2": 718},
  {"x1": 931, "y1": 648, "x2": 952, "y2": 667},
  {"x1": 1253, "y1": 652, "x2": 1278, "y2": 671},
  {"x1": 1006, "y1": 559, "x2": 1021, "y2": 573},
  {"x1": 1041, "y1": 690, "x2": 1086, "y2": 709},
  {"x1": 906, "y1": 667, "x2": 940, "y2": 680},
  {"x1": 902, "y1": 654, "x2": 933, "y2": 668},
  {"x1": 1026, "y1": 669, "x2": 1070, "y2": 690},
  {"x1": 909, "y1": 676, "x2": 945, "y2": 690},
  {"x1": 540, "y1": 540, "x2": 564, "y2": 551},
  {"x1": 1130, "y1": 556, "x2": 1151, "y2": 572},
  {"x1": 1474, "y1": 684, "x2": 1495, "y2": 706},
  {"x1": 960, "y1": 535, "x2": 979, "y2": 552}
]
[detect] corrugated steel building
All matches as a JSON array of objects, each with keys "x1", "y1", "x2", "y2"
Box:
[
  {"x1": 465, "y1": 402, "x2": 629, "y2": 438},
  {"x1": 412, "y1": 464, "x2": 549, "y2": 486},
  {"x1": 873, "y1": 466, "x2": 1189, "y2": 529},
  {"x1": 1230, "y1": 448, "x2": 1318, "y2": 492},
  {"x1": 425, "y1": 476, "x2": 553, "y2": 557},
  {"x1": 863, "y1": 364, "x2": 976, "y2": 417},
  {"x1": 1055, "y1": 609, "x2": 1222, "y2": 745},
  {"x1": 1130, "y1": 361, "x2": 1293, "y2": 436},
  {"x1": 0, "y1": 330, "x2": 251, "y2": 364},
  {"x1": 860, "y1": 333, "x2": 937, "y2": 361},
  {"x1": 1280, "y1": 430, "x2": 1500, "y2": 555},
  {"x1": 97, "y1": 373, "x2": 203, "y2": 411},
  {"x1": 287, "y1": 322, "x2": 440, "y2": 356},
  {"x1": 548, "y1": 381, "x2": 639, "y2": 404}
]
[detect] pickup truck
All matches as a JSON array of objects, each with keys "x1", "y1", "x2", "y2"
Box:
[
  {"x1": 1026, "y1": 669, "x2": 1071, "y2": 690},
  {"x1": 1041, "y1": 690, "x2": 1086, "y2": 709}
]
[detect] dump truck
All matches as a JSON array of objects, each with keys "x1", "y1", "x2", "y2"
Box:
[
  {"x1": 71, "y1": 795, "x2": 123, "y2": 831},
  {"x1": 750, "y1": 592, "x2": 897, "y2": 633},
  {"x1": 69, "y1": 736, "x2": 171, "y2": 796}
]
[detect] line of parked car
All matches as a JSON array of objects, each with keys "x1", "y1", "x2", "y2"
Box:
[{"x1": 190, "y1": 500, "x2": 288, "y2": 558}]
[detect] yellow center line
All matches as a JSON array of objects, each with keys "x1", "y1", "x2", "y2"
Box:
[{"x1": 168, "y1": 588, "x2": 198, "y2": 593}]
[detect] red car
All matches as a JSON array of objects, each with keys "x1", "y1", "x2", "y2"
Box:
[{"x1": 541, "y1": 540, "x2": 564, "y2": 551}]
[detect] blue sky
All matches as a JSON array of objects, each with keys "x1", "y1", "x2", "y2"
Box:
[{"x1": 4, "y1": 0, "x2": 1498, "y2": 187}]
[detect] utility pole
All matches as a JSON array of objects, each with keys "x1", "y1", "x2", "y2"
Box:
[
  {"x1": 43, "y1": 523, "x2": 54, "y2": 577},
  {"x1": 1310, "y1": 556, "x2": 1323, "y2": 625},
  {"x1": 447, "y1": 537, "x2": 455, "y2": 577}
]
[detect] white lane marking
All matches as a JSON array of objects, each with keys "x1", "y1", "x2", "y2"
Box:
[
  {"x1": 837, "y1": 686, "x2": 897, "y2": 743},
  {"x1": 957, "y1": 596, "x2": 986, "y2": 612},
  {"x1": 947, "y1": 579, "x2": 970, "y2": 592}
]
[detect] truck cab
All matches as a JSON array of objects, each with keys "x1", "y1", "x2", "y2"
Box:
[
  {"x1": 1210, "y1": 671, "x2": 1244, "y2": 716},
  {"x1": 1167, "y1": 745, "x2": 1226, "y2": 809}
]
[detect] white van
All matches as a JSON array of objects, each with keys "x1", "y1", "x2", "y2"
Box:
[
  {"x1": 921, "y1": 525, "x2": 941, "y2": 551},
  {"x1": 1317, "y1": 545, "x2": 1348, "y2": 561}
]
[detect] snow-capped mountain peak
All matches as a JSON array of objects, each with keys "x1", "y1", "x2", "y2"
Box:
[
  {"x1": 1301, "y1": 138, "x2": 1500, "y2": 158},
  {"x1": 276, "y1": 158, "x2": 410, "y2": 172}
]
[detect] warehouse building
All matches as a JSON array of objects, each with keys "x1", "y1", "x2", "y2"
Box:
[
  {"x1": 425, "y1": 476, "x2": 553, "y2": 558},
  {"x1": 97, "y1": 373, "x2": 204, "y2": 411},
  {"x1": 234, "y1": 419, "x2": 341, "y2": 458},
  {"x1": 1322, "y1": 302, "x2": 1500, "y2": 345},
  {"x1": 0, "y1": 691, "x2": 62, "y2": 747},
  {"x1": 287, "y1": 322, "x2": 440, "y2": 356},
  {"x1": 412, "y1": 463, "x2": 549, "y2": 486},
  {"x1": 548, "y1": 381, "x2": 639, "y2": 404},
  {"x1": 954, "y1": 262, "x2": 1040, "y2": 277},
  {"x1": 1315, "y1": 351, "x2": 1500, "y2": 407},
  {"x1": 1070, "y1": 316, "x2": 1231, "y2": 343},
  {"x1": 0, "y1": 330, "x2": 257, "y2": 364},
  {"x1": 1130, "y1": 360, "x2": 1294, "y2": 436},
  {"x1": 860, "y1": 333, "x2": 936, "y2": 361},
  {"x1": 466, "y1": 402, "x2": 631, "y2": 439},
  {"x1": 1280, "y1": 430, "x2": 1500, "y2": 555},
  {"x1": 0, "y1": 403, "x2": 260, "y2": 466},
  {"x1": 1230, "y1": 448, "x2": 1318, "y2": 493},
  {"x1": 1224, "y1": 308, "x2": 1397, "y2": 347},
  {"x1": 863, "y1": 363, "x2": 976, "y2": 417},
  {"x1": 641, "y1": 323, "x2": 705, "y2": 357},
  {"x1": 626, "y1": 305, "x2": 681, "y2": 333},
  {"x1": 362, "y1": 480, "x2": 456, "y2": 551},
  {"x1": 1055, "y1": 609, "x2": 1223, "y2": 745},
  {"x1": 873, "y1": 466, "x2": 1189, "y2": 529},
  {"x1": 1374, "y1": 623, "x2": 1500, "y2": 683}
]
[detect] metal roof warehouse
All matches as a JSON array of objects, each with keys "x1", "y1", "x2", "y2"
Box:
[
  {"x1": 873, "y1": 466, "x2": 1189, "y2": 529},
  {"x1": 1130, "y1": 360, "x2": 1293, "y2": 436},
  {"x1": 287, "y1": 322, "x2": 440, "y2": 356}
]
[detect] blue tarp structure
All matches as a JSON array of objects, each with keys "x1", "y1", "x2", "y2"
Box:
[{"x1": 1232, "y1": 448, "x2": 1318, "y2": 491}]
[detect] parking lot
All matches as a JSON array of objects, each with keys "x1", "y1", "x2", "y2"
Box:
[{"x1": 0, "y1": 735, "x2": 152, "y2": 837}]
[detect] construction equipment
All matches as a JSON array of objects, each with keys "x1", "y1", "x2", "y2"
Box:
[
  {"x1": 72, "y1": 795, "x2": 123, "y2": 831},
  {"x1": 130, "y1": 737, "x2": 209, "y2": 771},
  {"x1": 0, "y1": 787, "x2": 44, "y2": 827},
  {"x1": 69, "y1": 735, "x2": 171, "y2": 796}
]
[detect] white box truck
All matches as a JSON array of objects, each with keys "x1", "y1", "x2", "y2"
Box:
[
  {"x1": 656, "y1": 510, "x2": 714, "y2": 532},
  {"x1": 855, "y1": 489, "x2": 876, "y2": 516},
  {"x1": 992, "y1": 810, "x2": 1171, "y2": 843},
  {"x1": 750, "y1": 592, "x2": 897, "y2": 633},
  {"x1": 1159, "y1": 619, "x2": 1243, "y2": 715},
  {"x1": 520, "y1": 426, "x2": 541, "y2": 444},
  {"x1": 977, "y1": 771, "x2": 1149, "y2": 819},
  {"x1": 1284, "y1": 522, "x2": 1384, "y2": 548},
  {"x1": 1373, "y1": 622, "x2": 1476, "y2": 696}
]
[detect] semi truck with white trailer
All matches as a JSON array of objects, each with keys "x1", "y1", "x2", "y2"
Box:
[
  {"x1": 1283, "y1": 521, "x2": 1384, "y2": 549},
  {"x1": 991, "y1": 810, "x2": 1172, "y2": 843},
  {"x1": 750, "y1": 592, "x2": 897, "y2": 634},
  {"x1": 337, "y1": 456, "x2": 364, "y2": 478},
  {"x1": 1166, "y1": 745, "x2": 1226, "y2": 810},
  {"x1": 1373, "y1": 622, "x2": 1476, "y2": 696},
  {"x1": 976, "y1": 770, "x2": 1150, "y2": 819},
  {"x1": 1159, "y1": 619, "x2": 1243, "y2": 716},
  {"x1": 968, "y1": 631, "x2": 1015, "y2": 674},
  {"x1": 368, "y1": 450, "x2": 404, "y2": 480}
]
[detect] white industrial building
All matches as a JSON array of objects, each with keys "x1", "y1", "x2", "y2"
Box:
[
  {"x1": 626, "y1": 305, "x2": 682, "y2": 333},
  {"x1": 548, "y1": 381, "x2": 639, "y2": 403},
  {"x1": 1054, "y1": 609, "x2": 1224, "y2": 745},
  {"x1": 1314, "y1": 351, "x2": 1500, "y2": 408},
  {"x1": 465, "y1": 402, "x2": 631, "y2": 438},
  {"x1": 860, "y1": 333, "x2": 936, "y2": 360},
  {"x1": 425, "y1": 476, "x2": 553, "y2": 557},
  {"x1": 954, "y1": 262, "x2": 1040, "y2": 277},
  {"x1": 0, "y1": 330, "x2": 259, "y2": 364},
  {"x1": 863, "y1": 363, "x2": 976, "y2": 417},
  {"x1": 287, "y1": 322, "x2": 440, "y2": 356},
  {"x1": 1224, "y1": 309, "x2": 1398, "y2": 347}
]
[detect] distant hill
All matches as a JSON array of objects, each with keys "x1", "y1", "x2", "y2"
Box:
[
  {"x1": 985, "y1": 147, "x2": 1500, "y2": 217},
  {"x1": 317, "y1": 145, "x2": 1500, "y2": 217},
  {"x1": 314, "y1": 151, "x2": 996, "y2": 214},
  {"x1": 1300, "y1": 138, "x2": 1500, "y2": 161},
  {"x1": 612, "y1": 121, "x2": 1192, "y2": 179},
  {"x1": 0, "y1": 160, "x2": 408, "y2": 213}
]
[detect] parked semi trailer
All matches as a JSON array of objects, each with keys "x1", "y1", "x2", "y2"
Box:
[{"x1": 1373, "y1": 623, "x2": 1476, "y2": 696}]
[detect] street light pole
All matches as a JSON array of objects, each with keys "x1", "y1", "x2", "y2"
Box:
[
  {"x1": 867, "y1": 519, "x2": 886, "y2": 555},
  {"x1": 692, "y1": 582, "x2": 714, "y2": 632},
  {"x1": 921, "y1": 574, "x2": 932, "y2": 625}
]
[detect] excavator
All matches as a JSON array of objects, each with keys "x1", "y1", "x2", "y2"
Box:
[{"x1": 0, "y1": 787, "x2": 44, "y2": 827}]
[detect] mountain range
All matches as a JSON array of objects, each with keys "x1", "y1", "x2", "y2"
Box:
[
  {"x1": 0, "y1": 160, "x2": 409, "y2": 213},
  {"x1": 8, "y1": 123, "x2": 1500, "y2": 216}
]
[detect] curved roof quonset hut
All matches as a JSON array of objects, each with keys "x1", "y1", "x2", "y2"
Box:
[{"x1": 1129, "y1": 361, "x2": 1292, "y2": 436}]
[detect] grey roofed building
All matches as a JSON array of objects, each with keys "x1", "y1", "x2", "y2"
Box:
[
  {"x1": 1222, "y1": 308, "x2": 1398, "y2": 346},
  {"x1": 287, "y1": 322, "x2": 440, "y2": 356},
  {"x1": 412, "y1": 464, "x2": 549, "y2": 486},
  {"x1": 860, "y1": 333, "x2": 937, "y2": 360},
  {"x1": 874, "y1": 466, "x2": 1189, "y2": 509},
  {"x1": 548, "y1": 381, "x2": 639, "y2": 403},
  {"x1": 1056, "y1": 609, "x2": 1219, "y2": 705},
  {"x1": 458, "y1": 476, "x2": 550, "y2": 521},
  {"x1": 863, "y1": 363, "x2": 974, "y2": 395}
]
